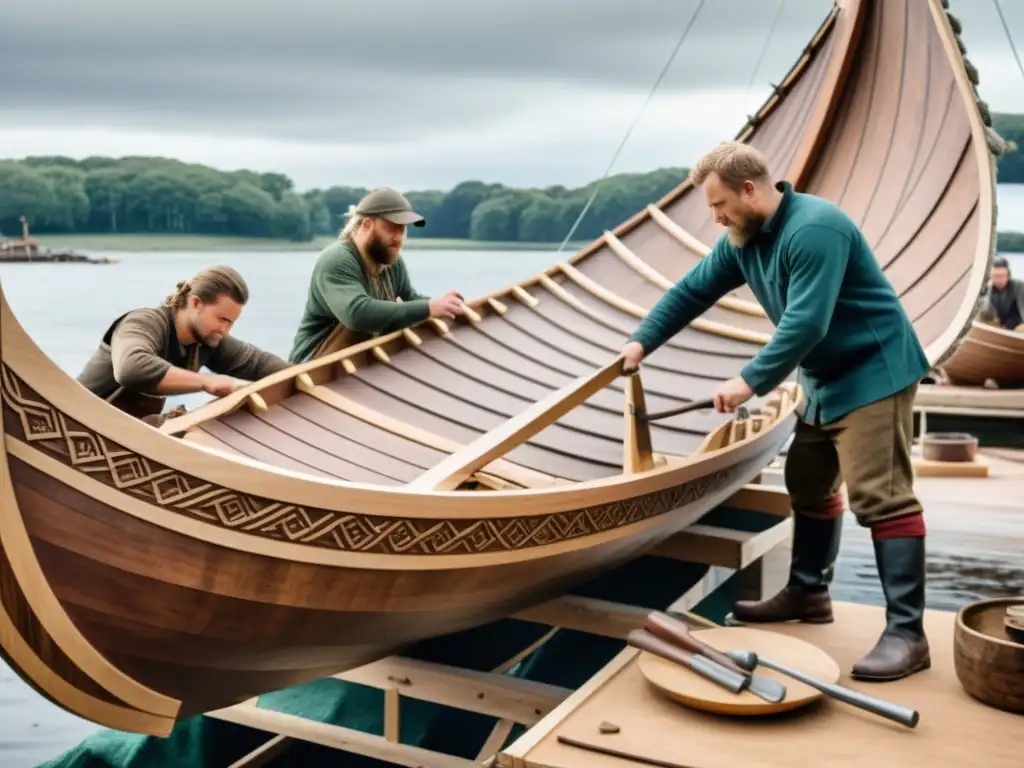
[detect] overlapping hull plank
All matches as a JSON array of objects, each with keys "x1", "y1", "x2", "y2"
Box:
[
  {"x1": 0, "y1": 0, "x2": 999, "y2": 738},
  {"x1": 939, "y1": 324, "x2": 1024, "y2": 388},
  {"x1": 569, "y1": 0, "x2": 991, "y2": 371}
]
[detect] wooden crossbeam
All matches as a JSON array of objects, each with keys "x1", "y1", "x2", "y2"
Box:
[
  {"x1": 649, "y1": 516, "x2": 793, "y2": 570},
  {"x1": 334, "y1": 657, "x2": 569, "y2": 726},
  {"x1": 407, "y1": 358, "x2": 624, "y2": 490},
  {"x1": 722, "y1": 483, "x2": 793, "y2": 517}
]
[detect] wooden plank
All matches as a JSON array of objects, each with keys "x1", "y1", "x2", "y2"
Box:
[
  {"x1": 294, "y1": 374, "x2": 562, "y2": 489},
  {"x1": 207, "y1": 704, "x2": 477, "y2": 768},
  {"x1": 335, "y1": 657, "x2": 570, "y2": 726},
  {"x1": 648, "y1": 517, "x2": 794, "y2": 570},
  {"x1": 228, "y1": 734, "x2": 290, "y2": 768},
  {"x1": 406, "y1": 358, "x2": 624, "y2": 490},
  {"x1": 723, "y1": 484, "x2": 793, "y2": 517},
  {"x1": 513, "y1": 566, "x2": 731, "y2": 641},
  {"x1": 913, "y1": 458, "x2": 990, "y2": 478}
]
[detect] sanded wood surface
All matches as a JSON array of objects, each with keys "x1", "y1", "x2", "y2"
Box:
[
  {"x1": 940, "y1": 322, "x2": 1024, "y2": 388},
  {"x1": 636, "y1": 626, "x2": 840, "y2": 716},
  {"x1": 500, "y1": 602, "x2": 1021, "y2": 768}
]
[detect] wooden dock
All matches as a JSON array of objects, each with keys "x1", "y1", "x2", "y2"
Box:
[{"x1": 496, "y1": 601, "x2": 1020, "y2": 768}]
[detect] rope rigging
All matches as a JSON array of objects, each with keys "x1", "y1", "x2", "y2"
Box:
[
  {"x1": 993, "y1": 0, "x2": 1024, "y2": 86},
  {"x1": 554, "y1": 0, "x2": 707, "y2": 254},
  {"x1": 553, "y1": 0, "x2": 788, "y2": 255}
]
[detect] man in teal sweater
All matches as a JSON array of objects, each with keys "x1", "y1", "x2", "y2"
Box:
[
  {"x1": 289, "y1": 187, "x2": 465, "y2": 363},
  {"x1": 622, "y1": 141, "x2": 931, "y2": 682}
]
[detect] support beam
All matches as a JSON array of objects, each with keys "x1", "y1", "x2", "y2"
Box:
[
  {"x1": 649, "y1": 516, "x2": 794, "y2": 570},
  {"x1": 623, "y1": 373, "x2": 655, "y2": 473},
  {"x1": 723, "y1": 483, "x2": 792, "y2": 517},
  {"x1": 207, "y1": 704, "x2": 478, "y2": 768}
]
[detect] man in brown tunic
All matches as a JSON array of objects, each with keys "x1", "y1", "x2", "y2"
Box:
[
  {"x1": 289, "y1": 187, "x2": 465, "y2": 363},
  {"x1": 77, "y1": 266, "x2": 290, "y2": 426}
]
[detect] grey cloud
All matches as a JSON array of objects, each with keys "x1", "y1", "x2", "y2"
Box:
[
  {"x1": 0, "y1": 0, "x2": 1020, "y2": 188},
  {"x1": 0, "y1": 0, "x2": 836, "y2": 143}
]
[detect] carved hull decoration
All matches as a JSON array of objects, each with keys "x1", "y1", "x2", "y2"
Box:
[{"x1": 0, "y1": 0, "x2": 997, "y2": 737}]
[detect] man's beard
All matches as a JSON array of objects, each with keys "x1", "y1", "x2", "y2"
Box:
[
  {"x1": 726, "y1": 212, "x2": 765, "y2": 246},
  {"x1": 190, "y1": 318, "x2": 222, "y2": 348},
  {"x1": 367, "y1": 234, "x2": 399, "y2": 266}
]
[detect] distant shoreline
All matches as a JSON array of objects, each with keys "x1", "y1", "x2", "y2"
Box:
[
  {"x1": 26, "y1": 231, "x2": 1024, "y2": 253},
  {"x1": 28, "y1": 234, "x2": 585, "y2": 252}
]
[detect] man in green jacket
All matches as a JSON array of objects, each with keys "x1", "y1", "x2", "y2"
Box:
[
  {"x1": 621, "y1": 141, "x2": 931, "y2": 682},
  {"x1": 289, "y1": 187, "x2": 464, "y2": 363}
]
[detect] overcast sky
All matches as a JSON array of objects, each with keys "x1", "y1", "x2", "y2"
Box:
[{"x1": 1, "y1": 0, "x2": 1022, "y2": 191}]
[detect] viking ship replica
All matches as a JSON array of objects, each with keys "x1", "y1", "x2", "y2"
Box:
[{"x1": 0, "y1": 0, "x2": 1003, "y2": 752}]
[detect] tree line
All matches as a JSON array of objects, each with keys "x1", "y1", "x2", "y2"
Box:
[
  {"x1": 993, "y1": 112, "x2": 1024, "y2": 184},
  {"x1": 1, "y1": 112, "x2": 1024, "y2": 245},
  {"x1": 0, "y1": 155, "x2": 686, "y2": 244}
]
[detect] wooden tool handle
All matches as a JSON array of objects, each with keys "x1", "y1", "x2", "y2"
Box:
[
  {"x1": 634, "y1": 398, "x2": 715, "y2": 423},
  {"x1": 645, "y1": 612, "x2": 750, "y2": 678},
  {"x1": 627, "y1": 629, "x2": 747, "y2": 694}
]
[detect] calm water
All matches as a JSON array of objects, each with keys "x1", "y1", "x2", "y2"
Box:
[{"x1": 2, "y1": 185, "x2": 1024, "y2": 766}]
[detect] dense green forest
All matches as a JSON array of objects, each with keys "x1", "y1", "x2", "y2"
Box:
[
  {"x1": 1, "y1": 111, "x2": 1024, "y2": 245},
  {"x1": 0, "y1": 155, "x2": 685, "y2": 244}
]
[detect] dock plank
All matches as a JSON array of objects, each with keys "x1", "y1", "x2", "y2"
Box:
[{"x1": 498, "y1": 601, "x2": 1020, "y2": 767}]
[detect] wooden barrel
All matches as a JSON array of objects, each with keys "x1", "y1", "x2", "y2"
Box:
[
  {"x1": 953, "y1": 597, "x2": 1024, "y2": 713},
  {"x1": 921, "y1": 432, "x2": 978, "y2": 463}
]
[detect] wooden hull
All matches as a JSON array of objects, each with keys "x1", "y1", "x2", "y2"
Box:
[
  {"x1": 937, "y1": 322, "x2": 1024, "y2": 388},
  {"x1": 0, "y1": 280, "x2": 797, "y2": 735},
  {"x1": 0, "y1": 0, "x2": 1000, "y2": 742}
]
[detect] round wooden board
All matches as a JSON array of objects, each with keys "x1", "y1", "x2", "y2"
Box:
[{"x1": 637, "y1": 626, "x2": 841, "y2": 717}]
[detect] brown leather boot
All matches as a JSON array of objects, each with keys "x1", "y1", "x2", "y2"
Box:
[
  {"x1": 851, "y1": 536, "x2": 931, "y2": 681},
  {"x1": 727, "y1": 512, "x2": 842, "y2": 625}
]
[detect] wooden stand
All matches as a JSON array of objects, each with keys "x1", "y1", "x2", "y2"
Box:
[
  {"x1": 205, "y1": 483, "x2": 795, "y2": 768},
  {"x1": 913, "y1": 431, "x2": 990, "y2": 478}
]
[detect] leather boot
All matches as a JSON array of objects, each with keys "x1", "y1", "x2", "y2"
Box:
[
  {"x1": 851, "y1": 536, "x2": 931, "y2": 681},
  {"x1": 727, "y1": 512, "x2": 842, "y2": 625}
]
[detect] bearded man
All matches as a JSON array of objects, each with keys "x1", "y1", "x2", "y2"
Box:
[
  {"x1": 620, "y1": 141, "x2": 932, "y2": 683},
  {"x1": 78, "y1": 265, "x2": 290, "y2": 427},
  {"x1": 289, "y1": 187, "x2": 464, "y2": 363}
]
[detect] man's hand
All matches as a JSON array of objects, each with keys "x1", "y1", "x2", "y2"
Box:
[
  {"x1": 620, "y1": 340, "x2": 645, "y2": 373},
  {"x1": 201, "y1": 374, "x2": 241, "y2": 398},
  {"x1": 713, "y1": 376, "x2": 754, "y2": 413},
  {"x1": 429, "y1": 291, "x2": 465, "y2": 319}
]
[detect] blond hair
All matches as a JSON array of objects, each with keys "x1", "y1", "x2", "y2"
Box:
[
  {"x1": 339, "y1": 205, "x2": 368, "y2": 240},
  {"x1": 164, "y1": 265, "x2": 249, "y2": 310},
  {"x1": 688, "y1": 141, "x2": 772, "y2": 189}
]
